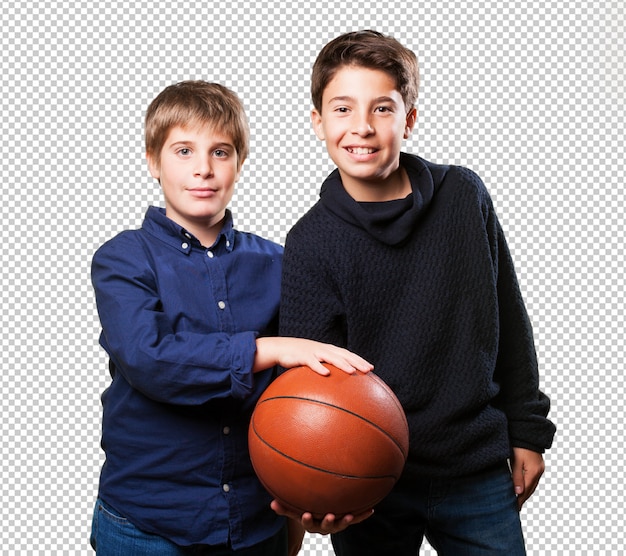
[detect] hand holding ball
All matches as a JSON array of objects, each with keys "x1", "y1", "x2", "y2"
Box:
[{"x1": 248, "y1": 363, "x2": 409, "y2": 519}]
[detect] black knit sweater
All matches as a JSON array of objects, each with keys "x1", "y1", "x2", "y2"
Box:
[{"x1": 280, "y1": 153, "x2": 555, "y2": 478}]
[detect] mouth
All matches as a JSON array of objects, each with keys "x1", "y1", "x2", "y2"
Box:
[
  {"x1": 188, "y1": 188, "x2": 218, "y2": 198},
  {"x1": 346, "y1": 146, "x2": 378, "y2": 155}
]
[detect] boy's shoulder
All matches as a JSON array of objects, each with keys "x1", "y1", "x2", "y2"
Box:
[
  {"x1": 94, "y1": 227, "x2": 144, "y2": 255},
  {"x1": 285, "y1": 197, "x2": 332, "y2": 239},
  {"x1": 407, "y1": 154, "x2": 450, "y2": 183},
  {"x1": 94, "y1": 207, "x2": 164, "y2": 256},
  {"x1": 409, "y1": 155, "x2": 492, "y2": 210},
  {"x1": 408, "y1": 154, "x2": 486, "y2": 192},
  {"x1": 232, "y1": 228, "x2": 284, "y2": 256},
  {"x1": 91, "y1": 227, "x2": 152, "y2": 275}
]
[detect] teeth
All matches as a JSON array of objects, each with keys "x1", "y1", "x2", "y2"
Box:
[{"x1": 349, "y1": 147, "x2": 375, "y2": 155}]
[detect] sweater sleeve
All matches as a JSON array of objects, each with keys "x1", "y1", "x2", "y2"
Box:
[
  {"x1": 279, "y1": 216, "x2": 347, "y2": 348},
  {"x1": 490, "y1": 211, "x2": 556, "y2": 452}
]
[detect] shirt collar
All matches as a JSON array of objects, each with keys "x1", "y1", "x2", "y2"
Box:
[{"x1": 142, "y1": 206, "x2": 236, "y2": 254}]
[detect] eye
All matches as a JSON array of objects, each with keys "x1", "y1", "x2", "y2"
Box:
[
  {"x1": 375, "y1": 105, "x2": 393, "y2": 113},
  {"x1": 213, "y1": 149, "x2": 229, "y2": 158},
  {"x1": 177, "y1": 147, "x2": 192, "y2": 156}
]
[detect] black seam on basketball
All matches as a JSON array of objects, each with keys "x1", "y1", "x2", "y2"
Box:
[
  {"x1": 367, "y1": 374, "x2": 407, "y2": 422},
  {"x1": 254, "y1": 395, "x2": 407, "y2": 461},
  {"x1": 251, "y1": 418, "x2": 399, "y2": 480}
]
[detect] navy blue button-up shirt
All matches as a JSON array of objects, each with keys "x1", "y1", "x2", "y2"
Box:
[{"x1": 91, "y1": 206, "x2": 284, "y2": 548}]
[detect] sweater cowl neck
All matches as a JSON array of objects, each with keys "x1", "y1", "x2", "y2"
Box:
[{"x1": 319, "y1": 153, "x2": 445, "y2": 245}]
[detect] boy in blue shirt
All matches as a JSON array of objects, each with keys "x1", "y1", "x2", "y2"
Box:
[
  {"x1": 89, "y1": 80, "x2": 372, "y2": 555},
  {"x1": 277, "y1": 31, "x2": 556, "y2": 555}
]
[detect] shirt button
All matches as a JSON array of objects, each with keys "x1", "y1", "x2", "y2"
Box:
[
  {"x1": 218, "y1": 301, "x2": 226, "y2": 310},
  {"x1": 226, "y1": 240, "x2": 230, "y2": 248},
  {"x1": 181, "y1": 242, "x2": 189, "y2": 249},
  {"x1": 222, "y1": 484, "x2": 231, "y2": 493},
  {"x1": 223, "y1": 426, "x2": 231, "y2": 435},
  {"x1": 207, "y1": 251, "x2": 214, "y2": 258}
]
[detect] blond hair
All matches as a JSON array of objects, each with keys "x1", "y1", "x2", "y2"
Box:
[{"x1": 145, "y1": 80, "x2": 249, "y2": 168}]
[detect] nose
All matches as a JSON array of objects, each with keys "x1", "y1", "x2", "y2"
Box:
[
  {"x1": 194, "y1": 154, "x2": 213, "y2": 178},
  {"x1": 353, "y1": 113, "x2": 374, "y2": 136}
]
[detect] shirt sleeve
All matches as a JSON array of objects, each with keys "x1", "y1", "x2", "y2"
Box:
[
  {"x1": 91, "y1": 233, "x2": 258, "y2": 405},
  {"x1": 490, "y1": 211, "x2": 557, "y2": 452}
]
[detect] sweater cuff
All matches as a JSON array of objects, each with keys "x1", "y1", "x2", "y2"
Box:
[{"x1": 509, "y1": 419, "x2": 556, "y2": 454}]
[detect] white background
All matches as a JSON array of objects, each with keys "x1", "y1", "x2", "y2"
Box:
[{"x1": 1, "y1": 2, "x2": 624, "y2": 554}]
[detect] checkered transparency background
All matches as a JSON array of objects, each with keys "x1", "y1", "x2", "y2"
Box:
[{"x1": 1, "y1": 1, "x2": 624, "y2": 554}]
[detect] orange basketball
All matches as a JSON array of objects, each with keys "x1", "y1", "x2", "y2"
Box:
[{"x1": 248, "y1": 363, "x2": 409, "y2": 519}]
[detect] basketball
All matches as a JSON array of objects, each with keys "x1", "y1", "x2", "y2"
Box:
[{"x1": 248, "y1": 363, "x2": 409, "y2": 519}]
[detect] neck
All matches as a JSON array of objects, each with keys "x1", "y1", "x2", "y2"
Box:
[{"x1": 191, "y1": 221, "x2": 224, "y2": 247}]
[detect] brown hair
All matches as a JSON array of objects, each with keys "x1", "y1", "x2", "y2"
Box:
[
  {"x1": 311, "y1": 30, "x2": 419, "y2": 113},
  {"x1": 145, "y1": 80, "x2": 249, "y2": 168}
]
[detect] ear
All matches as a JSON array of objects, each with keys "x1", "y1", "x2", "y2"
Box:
[
  {"x1": 311, "y1": 109, "x2": 325, "y2": 141},
  {"x1": 404, "y1": 107, "x2": 417, "y2": 139},
  {"x1": 146, "y1": 152, "x2": 160, "y2": 181}
]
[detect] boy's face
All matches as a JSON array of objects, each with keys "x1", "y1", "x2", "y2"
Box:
[
  {"x1": 311, "y1": 65, "x2": 416, "y2": 200},
  {"x1": 147, "y1": 125, "x2": 241, "y2": 236}
]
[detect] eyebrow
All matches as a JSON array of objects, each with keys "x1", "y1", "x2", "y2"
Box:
[
  {"x1": 327, "y1": 95, "x2": 400, "y2": 105},
  {"x1": 168, "y1": 140, "x2": 235, "y2": 150},
  {"x1": 327, "y1": 95, "x2": 354, "y2": 104}
]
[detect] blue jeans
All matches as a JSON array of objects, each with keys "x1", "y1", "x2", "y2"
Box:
[
  {"x1": 90, "y1": 499, "x2": 287, "y2": 555},
  {"x1": 331, "y1": 463, "x2": 526, "y2": 556}
]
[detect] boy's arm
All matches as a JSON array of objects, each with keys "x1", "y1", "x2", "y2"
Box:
[
  {"x1": 92, "y1": 234, "x2": 371, "y2": 406},
  {"x1": 92, "y1": 236, "x2": 259, "y2": 405},
  {"x1": 279, "y1": 226, "x2": 345, "y2": 346},
  {"x1": 491, "y1": 215, "x2": 556, "y2": 452}
]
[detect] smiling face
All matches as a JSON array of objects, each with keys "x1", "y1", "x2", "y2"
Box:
[
  {"x1": 311, "y1": 65, "x2": 416, "y2": 201},
  {"x1": 147, "y1": 124, "x2": 241, "y2": 244}
]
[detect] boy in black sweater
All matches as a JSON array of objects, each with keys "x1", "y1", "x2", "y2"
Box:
[{"x1": 276, "y1": 31, "x2": 555, "y2": 555}]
